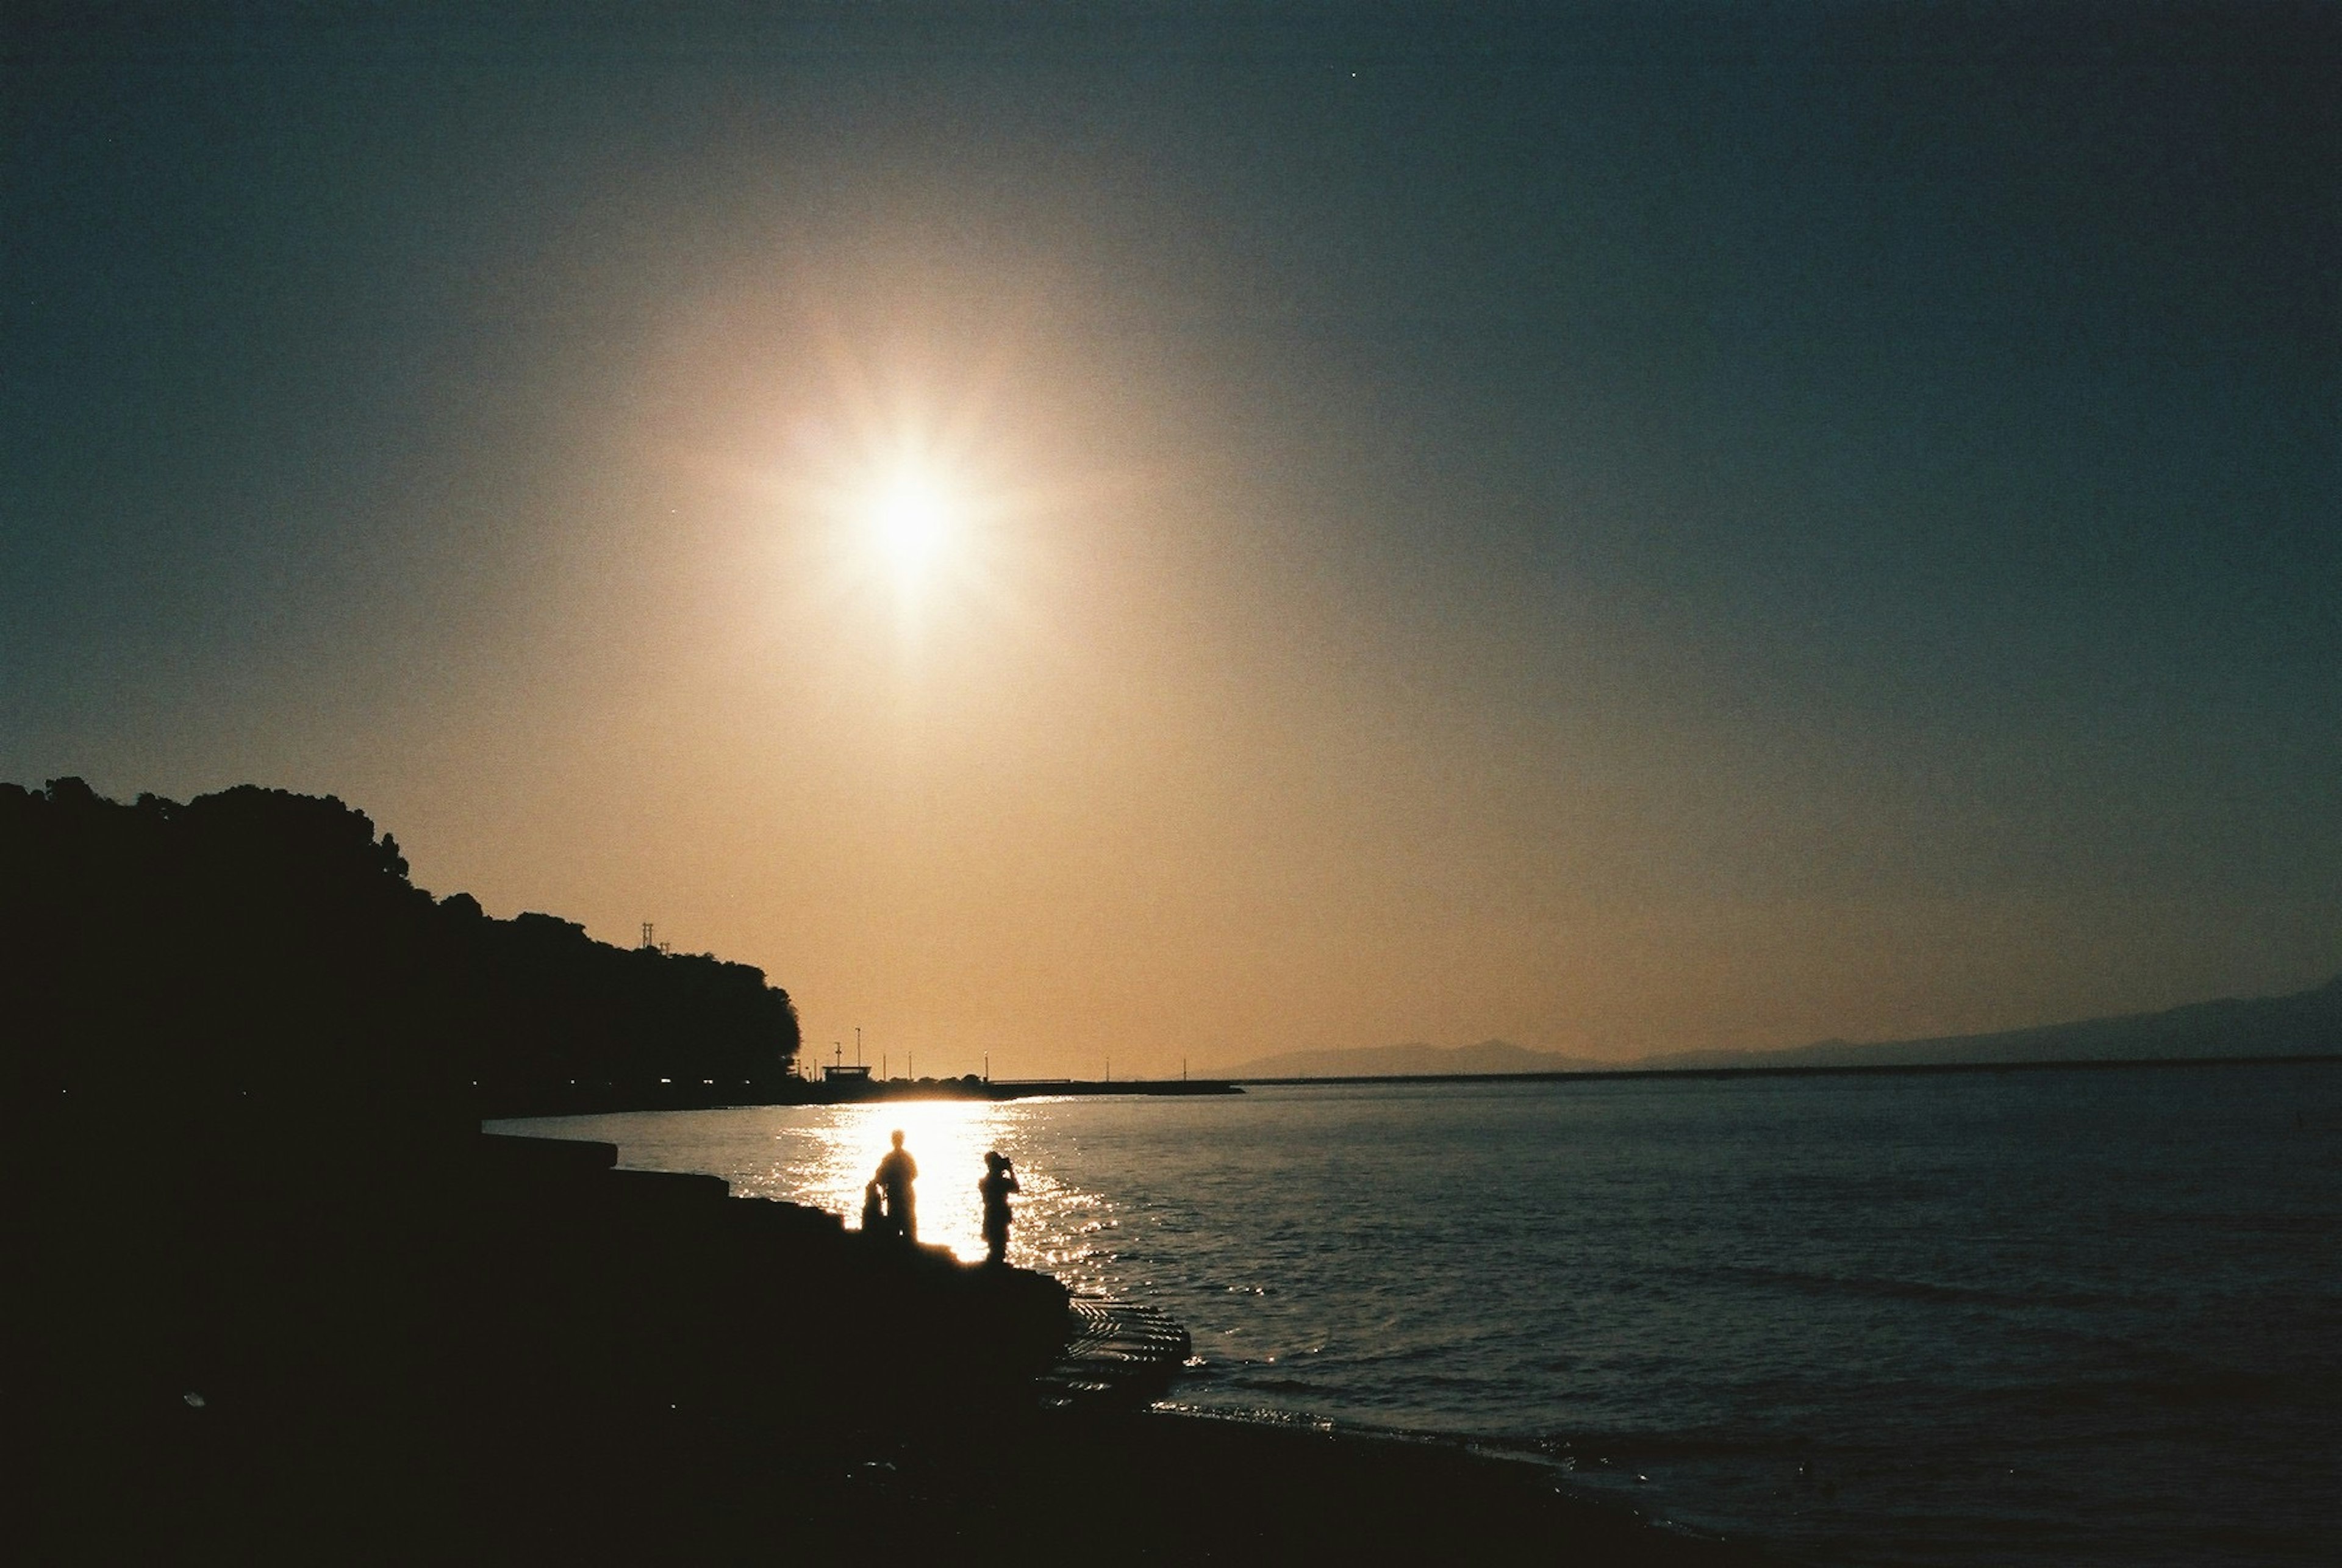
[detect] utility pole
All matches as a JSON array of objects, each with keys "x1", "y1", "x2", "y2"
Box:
[
  {"x1": 983, "y1": 1051, "x2": 989, "y2": 1083},
  {"x1": 856, "y1": 1026, "x2": 862, "y2": 1067}
]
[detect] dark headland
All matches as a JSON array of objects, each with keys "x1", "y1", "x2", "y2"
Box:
[{"x1": 7, "y1": 780, "x2": 1768, "y2": 1564}]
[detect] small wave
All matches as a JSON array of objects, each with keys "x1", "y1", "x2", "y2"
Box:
[
  {"x1": 1514, "y1": 1428, "x2": 1792, "y2": 1465},
  {"x1": 1217, "y1": 1375, "x2": 1336, "y2": 1398},
  {"x1": 1151, "y1": 1402, "x2": 1338, "y2": 1434}
]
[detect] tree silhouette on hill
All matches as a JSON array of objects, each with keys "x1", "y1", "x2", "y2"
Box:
[{"x1": 1, "y1": 778, "x2": 800, "y2": 1122}]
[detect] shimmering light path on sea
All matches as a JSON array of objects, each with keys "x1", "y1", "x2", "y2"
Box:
[{"x1": 500, "y1": 1097, "x2": 1122, "y2": 1280}]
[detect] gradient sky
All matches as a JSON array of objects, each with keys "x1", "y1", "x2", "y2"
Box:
[{"x1": 6, "y1": 3, "x2": 2337, "y2": 1077}]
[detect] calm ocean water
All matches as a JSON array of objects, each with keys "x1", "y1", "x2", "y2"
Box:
[{"x1": 495, "y1": 1059, "x2": 2342, "y2": 1566}]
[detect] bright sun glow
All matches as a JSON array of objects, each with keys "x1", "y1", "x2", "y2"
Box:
[{"x1": 872, "y1": 471, "x2": 953, "y2": 576}]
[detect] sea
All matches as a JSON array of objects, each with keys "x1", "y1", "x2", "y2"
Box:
[{"x1": 491, "y1": 1058, "x2": 2342, "y2": 1566}]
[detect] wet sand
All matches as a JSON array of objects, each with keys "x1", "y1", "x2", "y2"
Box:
[
  {"x1": 33, "y1": 1388, "x2": 1782, "y2": 1564},
  {"x1": 902, "y1": 1408, "x2": 1782, "y2": 1566},
  {"x1": 459, "y1": 1401, "x2": 1785, "y2": 1566}
]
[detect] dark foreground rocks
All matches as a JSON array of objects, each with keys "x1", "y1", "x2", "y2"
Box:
[
  {"x1": 16, "y1": 1114, "x2": 1062, "y2": 1561},
  {"x1": 18, "y1": 1116, "x2": 1780, "y2": 1565}
]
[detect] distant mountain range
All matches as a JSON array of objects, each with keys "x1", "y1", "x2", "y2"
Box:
[
  {"x1": 1215, "y1": 974, "x2": 2342, "y2": 1079},
  {"x1": 1214, "y1": 1038, "x2": 1616, "y2": 1079}
]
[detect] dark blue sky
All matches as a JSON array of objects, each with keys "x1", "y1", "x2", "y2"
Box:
[{"x1": 5, "y1": 3, "x2": 2336, "y2": 1069}]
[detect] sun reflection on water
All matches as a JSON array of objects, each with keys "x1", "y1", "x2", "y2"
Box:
[
  {"x1": 773, "y1": 1098, "x2": 1109, "y2": 1270},
  {"x1": 495, "y1": 1098, "x2": 1126, "y2": 1287}
]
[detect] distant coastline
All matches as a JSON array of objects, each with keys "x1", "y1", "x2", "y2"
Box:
[
  {"x1": 1230, "y1": 1050, "x2": 2340, "y2": 1089},
  {"x1": 1215, "y1": 973, "x2": 2342, "y2": 1081},
  {"x1": 507, "y1": 1053, "x2": 2341, "y2": 1119}
]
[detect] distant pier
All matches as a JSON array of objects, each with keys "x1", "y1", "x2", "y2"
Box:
[
  {"x1": 481, "y1": 1073, "x2": 1243, "y2": 1116},
  {"x1": 786, "y1": 1068, "x2": 1240, "y2": 1104},
  {"x1": 986, "y1": 1077, "x2": 1241, "y2": 1099}
]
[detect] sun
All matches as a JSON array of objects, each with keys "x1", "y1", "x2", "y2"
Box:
[{"x1": 872, "y1": 470, "x2": 954, "y2": 577}]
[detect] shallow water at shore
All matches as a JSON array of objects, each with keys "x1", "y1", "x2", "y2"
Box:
[{"x1": 496, "y1": 1058, "x2": 2341, "y2": 1566}]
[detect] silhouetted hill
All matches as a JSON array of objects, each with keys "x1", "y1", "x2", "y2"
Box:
[
  {"x1": 1637, "y1": 976, "x2": 2342, "y2": 1072},
  {"x1": 1, "y1": 777, "x2": 800, "y2": 1122},
  {"x1": 1228, "y1": 979, "x2": 2342, "y2": 1081},
  {"x1": 1217, "y1": 1038, "x2": 1613, "y2": 1079}
]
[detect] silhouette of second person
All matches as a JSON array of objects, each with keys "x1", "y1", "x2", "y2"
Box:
[
  {"x1": 978, "y1": 1151, "x2": 1019, "y2": 1265},
  {"x1": 874, "y1": 1129, "x2": 918, "y2": 1242}
]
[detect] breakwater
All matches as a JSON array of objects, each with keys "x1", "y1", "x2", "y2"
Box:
[{"x1": 481, "y1": 1073, "x2": 1241, "y2": 1118}]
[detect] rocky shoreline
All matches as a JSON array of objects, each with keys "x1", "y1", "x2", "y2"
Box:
[{"x1": 20, "y1": 1117, "x2": 1780, "y2": 1563}]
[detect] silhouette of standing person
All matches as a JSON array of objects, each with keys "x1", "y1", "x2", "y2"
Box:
[
  {"x1": 978, "y1": 1151, "x2": 1020, "y2": 1264},
  {"x1": 875, "y1": 1129, "x2": 918, "y2": 1242},
  {"x1": 860, "y1": 1179, "x2": 889, "y2": 1237}
]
